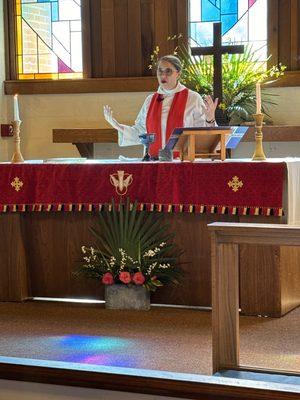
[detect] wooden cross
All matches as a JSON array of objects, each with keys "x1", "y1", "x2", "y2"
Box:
[{"x1": 191, "y1": 22, "x2": 244, "y2": 124}]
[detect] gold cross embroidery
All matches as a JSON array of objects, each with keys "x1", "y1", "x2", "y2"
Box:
[
  {"x1": 11, "y1": 177, "x2": 24, "y2": 192},
  {"x1": 228, "y1": 176, "x2": 243, "y2": 192}
]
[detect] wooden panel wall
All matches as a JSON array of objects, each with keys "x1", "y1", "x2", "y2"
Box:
[
  {"x1": 268, "y1": 0, "x2": 300, "y2": 70},
  {"x1": 84, "y1": 0, "x2": 188, "y2": 78}
]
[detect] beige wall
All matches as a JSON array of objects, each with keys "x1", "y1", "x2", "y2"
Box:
[{"x1": 0, "y1": 0, "x2": 300, "y2": 162}]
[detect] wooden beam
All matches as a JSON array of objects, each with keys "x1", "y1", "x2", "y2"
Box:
[
  {"x1": 75, "y1": 143, "x2": 94, "y2": 159},
  {"x1": 211, "y1": 234, "x2": 239, "y2": 373},
  {"x1": 4, "y1": 77, "x2": 158, "y2": 95},
  {"x1": 53, "y1": 129, "x2": 118, "y2": 143},
  {"x1": 267, "y1": 0, "x2": 279, "y2": 67},
  {"x1": 0, "y1": 357, "x2": 299, "y2": 400},
  {"x1": 243, "y1": 125, "x2": 300, "y2": 142},
  {"x1": 52, "y1": 126, "x2": 300, "y2": 148},
  {"x1": 290, "y1": 0, "x2": 299, "y2": 70}
]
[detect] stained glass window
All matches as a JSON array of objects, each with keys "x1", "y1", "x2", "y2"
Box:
[
  {"x1": 15, "y1": 0, "x2": 83, "y2": 80},
  {"x1": 189, "y1": 0, "x2": 267, "y2": 61}
]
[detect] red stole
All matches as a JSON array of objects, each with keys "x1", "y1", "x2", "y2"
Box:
[{"x1": 146, "y1": 88, "x2": 189, "y2": 157}]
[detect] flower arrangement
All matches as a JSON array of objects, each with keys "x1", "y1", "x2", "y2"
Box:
[
  {"x1": 77, "y1": 199, "x2": 182, "y2": 292},
  {"x1": 150, "y1": 36, "x2": 286, "y2": 124}
]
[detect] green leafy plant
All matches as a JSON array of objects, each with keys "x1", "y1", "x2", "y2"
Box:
[
  {"x1": 76, "y1": 199, "x2": 182, "y2": 292},
  {"x1": 150, "y1": 37, "x2": 286, "y2": 124}
]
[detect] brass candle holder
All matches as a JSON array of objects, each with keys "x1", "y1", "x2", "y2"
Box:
[
  {"x1": 11, "y1": 120, "x2": 24, "y2": 163},
  {"x1": 252, "y1": 113, "x2": 266, "y2": 161}
]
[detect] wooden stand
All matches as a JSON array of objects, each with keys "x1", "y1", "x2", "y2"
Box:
[
  {"x1": 209, "y1": 222, "x2": 300, "y2": 373},
  {"x1": 173, "y1": 127, "x2": 231, "y2": 161}
]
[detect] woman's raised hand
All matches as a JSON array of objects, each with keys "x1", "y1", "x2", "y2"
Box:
[
  {"x1": 103, "y1": 105, "x2": 122, "y2": 131},
  {"x1": 203, "y1": 95, "x2": 218, "y2": 123}
]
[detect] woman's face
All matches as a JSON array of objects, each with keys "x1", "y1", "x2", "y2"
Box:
[{"x1": 157, "y1": 60, "x2": 180, "y2": 90}]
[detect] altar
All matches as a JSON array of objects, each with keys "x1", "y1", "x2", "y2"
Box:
[{"x1": 0, "y1": 159, "x2": 300, "y2": 317}]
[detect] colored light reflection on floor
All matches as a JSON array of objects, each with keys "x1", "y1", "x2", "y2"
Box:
[{"x1": 49, "y1": 335, "x2": 138, "y2": 367}]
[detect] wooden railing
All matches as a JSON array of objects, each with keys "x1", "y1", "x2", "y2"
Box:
[{"x1": 208, "y1": 222, "x2": 300, "y2": 374}]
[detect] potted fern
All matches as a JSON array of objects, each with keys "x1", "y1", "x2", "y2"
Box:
[{"x1": 77, "y1": 199, "x2": 182, "y2": 310}]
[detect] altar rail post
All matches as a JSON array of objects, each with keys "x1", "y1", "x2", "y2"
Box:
[{"x1": 208, "y1": 222, "x2": 300, "y2": 374}]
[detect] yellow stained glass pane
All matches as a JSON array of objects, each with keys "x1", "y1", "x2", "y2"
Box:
[
  {"x1": 15, "y1": 0, "x2": 83, "y2": 80},
  {"x1": 35, "y1": 73, "x2": 59, "y2": 79},
  {"x1": 22, "y1": 21, "x2": 37, "y2": 56},
  {"x1": 16, "y1": 0, "x2": 21, "y2": 16},
  {"x1": 39, "y1": 53, "x2": 57, "y2": 73},
  {"x1": 16, "y1": 16, "x2": 22, "y2": 56},
  {"x1": 17, "y1": 55, "x2": 23, "y2": 74},
  {"x1": 23, "y1": 55, "x2": 38, "y2": 73},
  {"x1": 58, "y1": 72, "x2": 83, "y2": 80},
  {"x1": 18, "y1": 74, "x2": 35, "y2": 80}
]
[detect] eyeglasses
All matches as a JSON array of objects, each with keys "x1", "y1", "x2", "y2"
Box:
[{"x1": 157, "y1": 67, "x2": 176, "y2": 76}]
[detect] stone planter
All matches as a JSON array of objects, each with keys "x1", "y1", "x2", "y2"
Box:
[{"x1": 105, "y1": 284, "x2": 150, "y2": 310}]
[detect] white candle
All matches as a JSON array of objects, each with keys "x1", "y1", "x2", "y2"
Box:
[
  {"x1": 14, "y1": 94, "x2": 20, "y2": 121},
  {"x1": 256, "y1": 82, "x2": 261, "y2": 114}
]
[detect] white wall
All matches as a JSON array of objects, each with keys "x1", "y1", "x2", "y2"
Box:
[
  {"x1": 0, "y1": 0, "x2": 12, "y2": 162},
  {"x1": 0, "y1": 0, "x2": 300, "y2": 162}
]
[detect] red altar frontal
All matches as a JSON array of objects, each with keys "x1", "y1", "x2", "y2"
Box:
[
  {"x1": 0, "y1": 161, "x2": 284, "y2": 215},
  {"x1": 0, "y1": 161, "x2": 299, "y2": 317}
]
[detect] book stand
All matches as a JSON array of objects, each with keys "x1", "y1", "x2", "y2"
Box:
[{"x1": 172, "y1": 127, "x2": 232, "y2": 161}]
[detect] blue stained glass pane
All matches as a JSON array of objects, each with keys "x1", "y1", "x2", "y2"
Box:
[
  {"x1": 189, "y1": 0, "x2": 267, "y2": 61},
  {"x1": 51, "y1": 1, "x2": 58, "y2": 21},
  {"x1": 201, "y1": 0, "x2": 219, "y2": 21},
  {"x1": 221, "y1": 14, "x2": 238, "y2": 34},
  {"x1": 220, "y1": 0, "x2": 238, "y2": 14}
]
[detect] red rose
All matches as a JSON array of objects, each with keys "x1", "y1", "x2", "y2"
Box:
[
  {"x1": 119, "y1": 271, "x2": 131, "y2": 284},
  {"x1": 132, "y1": 272, "x2": 146, "y2": 285},
  {"x1": 102, "y1": 272, "x2": 114, "y2": 285}
]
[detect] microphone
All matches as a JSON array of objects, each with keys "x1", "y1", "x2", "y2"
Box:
[{"x1": 157, "y1": 94, "x2": 164, "y2": 102}]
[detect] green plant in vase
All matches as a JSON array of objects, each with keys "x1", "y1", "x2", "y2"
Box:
[
  {"x1": 76, "y1": 199, "x2": 182, "y2": 309},
  {"x1": 150, "y1": 38, "x2": 286, "y2": 125}
]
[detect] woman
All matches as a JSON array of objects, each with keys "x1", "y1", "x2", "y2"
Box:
[{"x1": 103, "y1": 55, "x2": 218, "y2": 158}]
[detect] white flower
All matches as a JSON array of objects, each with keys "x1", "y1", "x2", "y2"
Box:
[
  {"x1": 81, "y1": 246, "x2": 86, "y2": 254},
  {"x1": 159, "y1": 263, "x2": 171, "y2": 269},
  {"x1": 147, "y1": 262, "x2": 157, "y2": 275},
  {"x1": 143, "y1": 246, "x2": 162, "y2": 257}
]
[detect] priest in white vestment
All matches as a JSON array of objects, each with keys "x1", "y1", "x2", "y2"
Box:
[{"x1": 104, "y1": 55, "x2": 218, "y2": 157}]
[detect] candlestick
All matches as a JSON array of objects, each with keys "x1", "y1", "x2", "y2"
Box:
[
  {"x1": 252, "y1": 113, "x2": 266, "y2": 161},
  {"x1": 256, "y1": 82, "x2": 261, "y2": 114},
  {"x1": 14, "y1": 94, "x2": 20, "y2": 121},
  {"x1": 11, "y1": 120, "x2": 24, "y2": 163}
]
